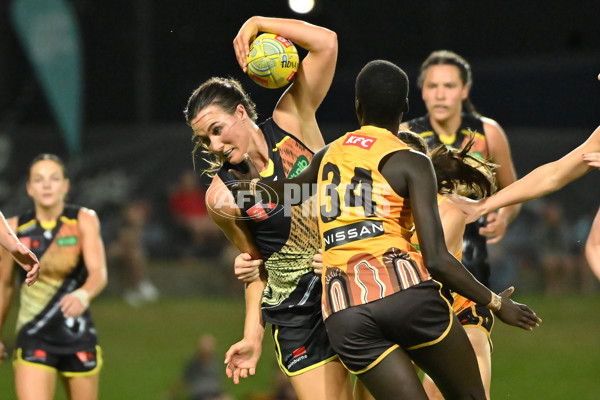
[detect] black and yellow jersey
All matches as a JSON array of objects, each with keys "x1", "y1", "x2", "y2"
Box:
[
  {"x1": 405, "y1": 112, "x2": 491, "y2": 286},
  {"x1": 317, "y1": 125, "x2": 431, "y2": 319},
  {"x1": 15, "y1": 204, "x2": 97, "y2": 354},
  {"x1": 218, "y1": 118, "x2": 321, "y2": 327}
]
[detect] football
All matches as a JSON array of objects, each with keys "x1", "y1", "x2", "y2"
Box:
[{"x1": 246, "y1": 33, "x2": 299, "y2": 89}]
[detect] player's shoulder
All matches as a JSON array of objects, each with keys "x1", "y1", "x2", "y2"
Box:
[
  {"x1": 78, "y1": 207, "x2": 101, "y2": 227},
  {"x1": 481, "y1": 116, "x2": 505, "y2": 135},
  {"x1": 381, "y1": 147, "x2": 431, "y2": 176}
]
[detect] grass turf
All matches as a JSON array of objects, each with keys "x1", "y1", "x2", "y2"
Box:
[{"x1": 0, "y1": 293, "x2": 598, "y2": 399}]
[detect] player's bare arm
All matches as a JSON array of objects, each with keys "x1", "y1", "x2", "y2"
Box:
[{"x1": 381, "y1": 149, "x2": 541, "y2": 330}]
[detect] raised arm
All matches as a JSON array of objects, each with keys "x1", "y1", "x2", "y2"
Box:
[
  {"x1": 476, "y1": 125, "x2": 599, "y2": 218},
  {"x1": 381, "y1": 150, "x2": 540, "y2": 330},
  {"x1": 233, "y1": 16, "x2": 338, "y2": 151},
  {"x1": 480, "y1": 118, "x2": 521, "y2": 243}
]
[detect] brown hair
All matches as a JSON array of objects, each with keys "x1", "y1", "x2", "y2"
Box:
[
  {"x1": 417, "y1": 50, "x2": 478, "y2": 115},
  {"x1": 28, "y1": 153, "x2": 67, "y2": 180},
  {"x1": 429, "y1": 133, "x2": 498, "y2": 199},
  {"x1": 184, "y1": 77, "x2": 258, "y2": 175}
]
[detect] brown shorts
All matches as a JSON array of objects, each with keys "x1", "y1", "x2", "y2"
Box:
[{"x1": 324, "y1": 280, "x2": 452, "y2": 374}]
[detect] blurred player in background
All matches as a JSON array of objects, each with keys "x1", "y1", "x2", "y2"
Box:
[
  {"x1": 184, "y1": 17, "x2": 353, "y2": 400},
  {"x1": 0, "y1": 154, "x2": 108, "y2": 400},
  {"x1": 402, "y1": 49, "x2": 520, "y2": 277}
]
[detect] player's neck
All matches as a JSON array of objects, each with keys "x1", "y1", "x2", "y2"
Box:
[
  {"x1": 430, "y1": 113, "x2": 462, "y2": 138},
  {"x1": 248, "y1": 127, "x2": 270, "y2": 173},
  {"x1": 35, "y1": 203, "x2": 65, "y2": 223}
]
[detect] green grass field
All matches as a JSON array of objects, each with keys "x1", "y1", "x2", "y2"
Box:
[{"x1": 1, "y1": 293, "x2": 599, "y2": 399}]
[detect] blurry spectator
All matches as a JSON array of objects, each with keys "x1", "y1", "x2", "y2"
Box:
[
  {"x1": 108, "y1": 200, "x2": 159, "y2": 306},
  {"x1": 168, "y1": 170, "x2": 223, "y2": 259},
  {"x1": 535, "y1": 201, "x2": 575, "y2": 295},
  {"x1": 164, "y1": 334, "x2": 232, "y2": 400}
]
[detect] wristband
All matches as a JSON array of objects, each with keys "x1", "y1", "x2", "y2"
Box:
[
  {"x1": 70, "y1": 288, "x2": 90, "y2": 309},
  {"x1": 487, "y1": 292, "x2": 502, "y2": 312}
]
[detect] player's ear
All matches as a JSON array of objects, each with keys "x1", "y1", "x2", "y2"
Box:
[
  {"x1": 236, "y1": 104, "x2": 247, "y2": 119},
  {"x1": 355, "y1": 98, "x2": 363, "y2": 125},
  {"x1": 403, "y1": 98, "x2": 409, "y2": 113}
]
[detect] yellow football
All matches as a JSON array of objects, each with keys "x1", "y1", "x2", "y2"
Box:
[{"x1": 246, "y1": 33, "x2": 299, "y2": 89}]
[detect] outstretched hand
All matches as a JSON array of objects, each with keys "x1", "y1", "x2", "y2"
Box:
[
  {"x1": 582, "y1": 152, "x2": 600, "y2": 169},
  {"x1": 479, "y1": 212, "x2": 508, "y2": 244},
  {"x1": 448, "y1": 194, "x2": 486, "y2": 224},
  {"x1": 224, "y1": 338, "x2": 262, "y2": 384},
  {"x1": 12, "y1": 243, "x2": 40, "y2": 286},
  {"x1": 494, "y1": 286, "x2": 542, "y2": 331}
]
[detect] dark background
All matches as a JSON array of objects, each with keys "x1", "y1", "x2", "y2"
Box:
[
  {"x1": 0, "y1": 0, "x2": 599, "y2": 221},
  {"x1": 2, "y1": 1, "x2": 600, "y2": 129}
]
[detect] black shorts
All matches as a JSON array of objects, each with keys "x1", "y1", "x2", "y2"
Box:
[
  {"x1": 456, "y1": 303, "x2": 494, "y2": 351},
  {"x1": 272, "y1": 315, "x2": 339, "y2": 376},
  {"x1": 324, "y1": 280, "x2": 452, "y2": 374},
  {"x1": 13, "y1": 345, "x2": 103, "y2": 377}
]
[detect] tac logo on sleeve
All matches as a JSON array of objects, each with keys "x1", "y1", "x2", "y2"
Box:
[{"x1": 344, "y1": 134, "x2": 377, "y2": 149}]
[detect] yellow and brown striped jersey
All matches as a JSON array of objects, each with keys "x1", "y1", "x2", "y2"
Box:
[
  {"x1": 317, "y1": 126, "x2": 431, "y2": 319},
  {"x1": 15, "y1": 204, "x2": 97, "y2": 353}
]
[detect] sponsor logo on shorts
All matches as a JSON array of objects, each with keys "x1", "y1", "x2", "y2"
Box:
[
  {"x1": 344, "y1": 134, "x2": 377, "y2": 149},
  {"x1": 287, "y1": 354, "x2": 308, "y2": 369},
  {"x1": 76, "y1": 351, "x2": 97, "y2": 367},
  {"x1": 33, "y1": 349, "x2": 47, "y2": 361},
  {"x1": 286, "y1": 346, "x2": 308, "y2": 370},
  {"x1": 292, "y1": 346, "x2": 306, "y2": 358}
]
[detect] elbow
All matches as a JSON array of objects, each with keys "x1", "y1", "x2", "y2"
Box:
[
  {"x1": 319, "y1": 29, "x2": 338, "y2": 54},
  {"x1": 422, "y1": 256, "x2": 446, "y2": 278}
]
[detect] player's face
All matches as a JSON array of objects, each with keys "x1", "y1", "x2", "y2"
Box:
[
  {"x1": 27, "y1": 160, "x2": 69, "y2": 208},
  {"x1": 421, "y1": 64, "x2": 469, "y2": 123},
  {"x1": 190, "y1": 104, "x2": 249, "y2": 165}
]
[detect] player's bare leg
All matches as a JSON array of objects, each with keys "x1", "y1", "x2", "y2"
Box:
[{"x1": 288, "y1": 360, "x2": 353, "y2": 400}]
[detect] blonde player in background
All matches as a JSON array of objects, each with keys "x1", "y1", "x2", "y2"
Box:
[{"x1": 0, "y1": 154, "x2": 107, "y2": 400}]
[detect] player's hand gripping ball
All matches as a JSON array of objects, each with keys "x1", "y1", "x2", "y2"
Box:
[{"x1": 246, "y1": 33, "x2": 299, "y2": 89}]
